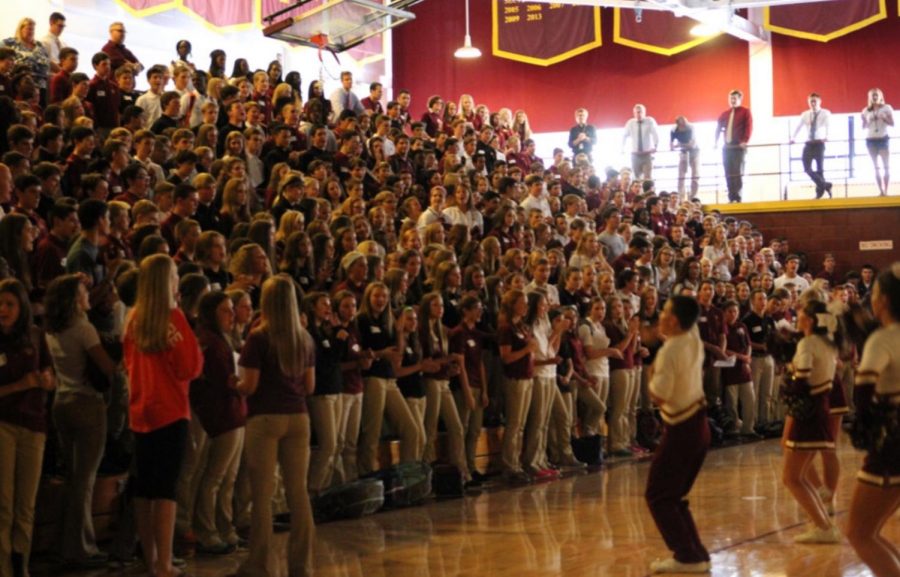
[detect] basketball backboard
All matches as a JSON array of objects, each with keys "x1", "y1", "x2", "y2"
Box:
[{"x1": 263, "y1": 0, "x2": 418, "y2": 52}]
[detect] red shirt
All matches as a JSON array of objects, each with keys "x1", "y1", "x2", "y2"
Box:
[
  {"x1": 717, "y1": 106, "x2": 753, "y2": 145},
  {"x1": 125, "y1": 307, "x2": 203, "y2": 433},
  {"x1": 239, "y1": 327, "x2": 314, "y2": 417},
  {"x1": 49, "y1": 69, "x2": 72, "y2": 104},
  {"x1": 450, "y1": 323, "x2": 486, "y2": 389}
]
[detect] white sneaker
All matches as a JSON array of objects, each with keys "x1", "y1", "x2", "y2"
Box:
[
  {"x1": 794, "y1": 525, "x2": 841, "y2": 544},
  {"x1": 649, "y1": 557, "x2": 711, "y2": 573},
  {"x1": 818, "y1": 489, "x2": 836, "y2": 516}
]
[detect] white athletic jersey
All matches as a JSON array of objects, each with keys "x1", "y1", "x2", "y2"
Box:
[
  {"x1": 856, "y1": 323, "x2": 900, "y2": 397},
  {"x1": 649, "y1": 326, "x2": 705, "y2": 424},
  {"x1": 792, "y1": 334, "x2": 837, "y2": 395}
]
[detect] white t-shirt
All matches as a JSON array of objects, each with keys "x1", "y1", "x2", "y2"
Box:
[
  {"x1": 856, "y1": 323, "x2": 900, "y2": 397},
  {"x1": 578, "y1": 319, "x2": 610, "y2": 377},
  {"x1": 520, "y1": 194, "x2": 552, "y2": 219},
  {"x1": 532, "y1": 318, "x2": 557, "y2": 379},
  {"x1": 442, "y1": 206, "x2": 483, "y2": 232},
  {"x1": 792, "y1": 334, "x2": 837, "y2": 395},
  {"x1": 649, "y1": 327, "x2": 705, "y2": 424},
  {"x1": 45, "y1": 315, "x2": 103, "y2": 398},
  {"x1": 774, "y1": 273, "x2": 810, "y2": 293}
]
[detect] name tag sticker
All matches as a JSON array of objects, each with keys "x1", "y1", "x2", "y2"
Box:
[
  {"x1": 467, "y1": 339, "x2": 476, "y2": 348},
  {"x1": 97, "y1": 90, "x2": 105, "y2": 97},
  {"x1": 700, "y1": 317, "x2": 708, "y2": 323},
  {"x1": 60, "y1": 257, "x2": 67, "y2": 267},
  {"x1": 351, "y1": 344, "x2": 361, "y2": 352},
  {"x1": 516, "y1": 333, "x2": 524, "y2": 339},
  {"x1": 370, "y1": 326, "x2": 381, "y2": 334},
  {"x1": 405, "y1": 346, "x2": 413, "y2": 354},
  {"x1": 322, "y1": 340, "x2": 330, "y2": 349},
  {"x1": 752, "y1": 326, "x2": 762, "y2": 333},
  {"x1": 0, "y1": 354, "x2": 7, "y2": 367}
]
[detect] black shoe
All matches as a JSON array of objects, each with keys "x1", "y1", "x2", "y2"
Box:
[
  {"x1": 273, "y1": 521, "x2": 291, "y2": 533},
  {"x1": 471, "y1": 470, "x2": 488, "y2": 483},
  {"x1": 273, "y1": 512, "x2": 291, "y2": 524},
  {"x1": 815, "y1": 186, "x2": 824, "y2": 199},
  {"x1": 825, "y1": 182, "x2": 833, "y2": 198}
]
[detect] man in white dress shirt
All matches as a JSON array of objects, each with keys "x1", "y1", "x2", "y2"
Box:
[
  {"x1": 519, "y1": 174, "x2": 552, "y2": 219},
  {"x1": 41, "y1": 12, "x2": 67, "y2": 72},
  {"x1": 330, "y1": 71, "x2": 364, "y2": 116},
  {"x1": 791, "y1": 92, "x2": 832, "y2": 199},
  {"x1": 623, "y1": 104, "x2": 659, "y2": 181}
]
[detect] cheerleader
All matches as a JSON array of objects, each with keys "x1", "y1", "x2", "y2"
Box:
[
  {"x1": 781, "y1": 299, "x2": 841, "y2": 543},
  {"x1": 846, "y1": 264, "x2": 900, "y2": 576}
]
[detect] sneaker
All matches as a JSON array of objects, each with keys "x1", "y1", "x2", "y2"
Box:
[
  {"x1": 817, "y1": 488, "x2": 835, "y2": 515},
  {"x1": 649, "y1": 557, "x2": 711, "y2": 573},
  {"x1": 106, "y1": 555, "x2": 136, "y2": 570},
  {"x1": 526, "y1": 467, "x2": 559, "y2": 481},
  {"x1": 611, "y1": 448, "x2": 634, "y2": 458},
  {"x1": 794, "y1": 525, "x2": 841, "y2": 544},
  {"x1": 504, "y1": 470, "x2": 532, "y2": 485}
]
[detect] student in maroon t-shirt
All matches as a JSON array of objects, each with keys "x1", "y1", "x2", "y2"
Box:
[
  {"x1": 235, "y1": 276, "x2": 315, "y2": 577},
  {"x1": 450, "y1": 295, "x2": 490, "y2": 480},
  {"x1": 721, "y1": 300, "x2": 757, "y2": 437},
  {"x1": 189, "y1": 291, "x2": 246, "y2": 554},
  {"x1": 0, "y1": 279, "x2": 55, "y2": 576},
  {"x1": 497, "y1": 289, "x2": 537, "y2": 483}
]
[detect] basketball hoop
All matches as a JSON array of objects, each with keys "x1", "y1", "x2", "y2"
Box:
[{"x1": 311, "y1": 32, "x2": 342, "y2": 80}]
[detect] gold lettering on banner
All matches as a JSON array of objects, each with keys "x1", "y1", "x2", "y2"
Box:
[
  {"x1": 526, "y1": 12, "x2": 542, "y2": 21},
  {"x1": 504, "y1": 5, "x2": 519, "y2": 14},
  {"x1": 505, "y1": 14, "x2": 521, "y2": 23},
  {"x1": 526, "y1": 4, "x2": 542, "y2": 11}
]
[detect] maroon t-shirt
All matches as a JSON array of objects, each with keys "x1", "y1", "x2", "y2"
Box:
[
  {"x1": 239, "y1": 328, "x2": 314, "y2": 418},
  {"x1": 498, "y1": 322, "x2": 534, "y2": 380},
  {"x1": 190, "y1": 326, "x2": 247, "y2": 437},
  {"x1": 0, "y1": 327, "x2": 53, "y2": 433},
  {"x1": 698, "y1": 304, "x2": 727, "y2": 368},
  {"x1": 605, "y1": 322, "x2": 635, "y2": 372},
  {"x1": 722, "y1": 321, "x2": 753, "y2": 385},
  {"x1": 449, "y1": 323, "x2": 485, "y2": 389}
]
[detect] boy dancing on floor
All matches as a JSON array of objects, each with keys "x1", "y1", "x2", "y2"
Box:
[{"x1": 646, "y1": 295, "x2": 712, "y2": 574}]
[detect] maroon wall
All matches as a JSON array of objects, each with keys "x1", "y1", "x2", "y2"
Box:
[
  {"x1": 392, "y1": 1, "x2": 900, "y2": 130},
  {"x1": 392, "y1": 1, "x2": 751, "y2": 133},
  {"x1": 730, "y1": 206, "x2": 900, "y2": 276},
  {"x1": 772, "y1": 2, "x2": 900, "y2": 117}
]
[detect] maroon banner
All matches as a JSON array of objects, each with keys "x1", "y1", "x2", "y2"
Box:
[
  {"x1": 614, "y1": 8, "x2": 716, "y2": 56},
  {"x1": 492, "y1": 0, "x2": 601, "y2": 67},
  {"x1": 765, "y1": 0, "x2": 886, "y2": 41},
  {"x1": 113, "y1": 0, "x2": 177, "y2": 15},
  {"x1": 182, "y1": 0, "x2": 254, "y2": 28}
]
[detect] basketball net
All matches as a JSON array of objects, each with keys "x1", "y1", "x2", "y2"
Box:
[{"x1": 311, "y1": 33, "x2": 341, "y2": 81}]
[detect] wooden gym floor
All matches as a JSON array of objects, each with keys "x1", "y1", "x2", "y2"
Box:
[{"x1": 38, "y1": 438, "x2": 898, "y2": 577}]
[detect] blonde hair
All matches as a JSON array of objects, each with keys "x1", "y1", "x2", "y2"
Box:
[
  {"x1": 15, "y1": 18, "x2": 35, "y2": 43},
  {"x1": 276, "y1": 210, "x2": 304, "y2": 243},
  {"x1": 229, "y1": 242, "x2": 264, "y2": 277},
  {"x1": 258, "y1": 275, "x2": 311, "y2": 378},
  {"x1": 131, "y1": 254, "x2": 176, "y2": 352},
  {"x1": 221, "y1": 177, "x2": 250, "y2": 221},
  {"x1": 271, "y1": 82, "x2": 293, "y2": 107}
]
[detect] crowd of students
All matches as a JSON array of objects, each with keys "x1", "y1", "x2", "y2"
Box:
[{"x1": 0, "y1": 10, "x2": 897, "y2": 577}]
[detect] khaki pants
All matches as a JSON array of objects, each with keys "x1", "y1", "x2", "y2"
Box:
[
  {"x1": 308, "y1": 394, "x2": 343, "y2": 493},
  {"x1": 627, "y1": 367, "x2": 643, "y2": 444},
  {"x1": 548, "y1": 388, "x2": 576, "y2": 464},
  {"x1": 358, "y1": 377, "x2": 422, "y2": 476},
  {"x1": 631, "y1": 152, "x2": 654, "y2": 181},
  {"x1": 454, "y1": 387, "x2": 484, "y2": 473},
  {"x1": 52, "y1": 393, "x2": 106, "y2": 561},
  {"x1": 750, "y1": 355, "x2": 775, "y2": 426},
  {"x1": 501, "y1": 378, "x2": 533, "y2": 473},
  {"x1": 725, "y1": 382, "x2": 757, "y2": 434},
  {"x1": 334, "y1": 393, "x2": 362, "y2": 484},
  {"x1": 423, "y1": 379, "x2": 468, "y2": 476},
  {"x1": 0, "y1": 422, "x2": 45, "y2": 577},
  {"x1": 404, "y1": 396, "x2": 427, "y2": 461},
  {"x1": 194, "y1": 427, "x2": 243, "y2": 547},
  {"x1": 577, "y1": 375, "x2": 607, "y2": 436},
  {"x1": 609, "y1": 369, "x2": 636, "y2": 452},
  {"x1": 238, "y1": 414, "x2": 314, "y2": 577},
  {"x1": 523, "y1": 376, "x2": 555, "y2": 471},
  {"x1": 175, "y1": 413, "x2": 208, "y2": 536},
  {"x1": 678, "y1": 148, "x2": 700, "y2": 199}
]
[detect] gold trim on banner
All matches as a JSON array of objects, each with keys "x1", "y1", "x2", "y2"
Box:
[
  {"x1": 763, "y1": 0, "x2": 887, "y2": 42},
  {"x1": 112, "y1": 0, "x2": 179, "y2": 17},
  {"x1": 491, "y1": 1, "x2": 602, "y2": 67},
  {"x1": 612, "y1": 8, "x2": 718, "y2": 56}
]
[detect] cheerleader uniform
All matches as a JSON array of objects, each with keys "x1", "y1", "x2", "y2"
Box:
[
  {"x1": 828, "y1": 370, "x2": 850, "y2": 416},
  {"x1": 854, "y1": 323, "x2": 900, "y2": 487},
  {"x1": 784, "y1": 334, "x2": 836, "y2": 451}
]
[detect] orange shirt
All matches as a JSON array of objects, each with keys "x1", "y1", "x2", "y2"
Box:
[{"x1": 125, "y1": 307, "x2": 203, "y2": 433}]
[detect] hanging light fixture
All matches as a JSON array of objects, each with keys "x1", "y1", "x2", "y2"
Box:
[{"x1": 454, "y1": 0, "x2": 482, "y2": 59}]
